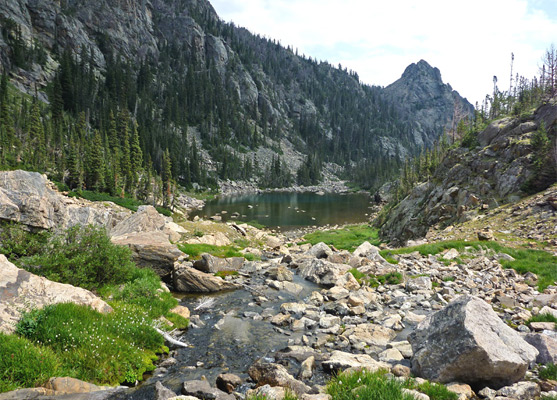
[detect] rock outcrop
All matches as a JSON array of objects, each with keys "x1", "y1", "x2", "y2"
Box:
[
  {"x1": 409, "y1": 295, "x2": 538, "y2": 388},
  {"x1": 379, "y1": 100, "x2": 557, "y2": 245},
  {"x1": 110, "y1": 206, "x2": 185, "y2": 280},
  {"x1": 0, "y1": 255, "x2": 112, "y2": 334},
  {"x1": 0, "y1": 170, "x2": 128, "y2": 231}
]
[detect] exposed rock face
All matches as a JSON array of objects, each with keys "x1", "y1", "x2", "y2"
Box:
[
  {"x1": 0, "y1": 170, "x2": 128, "y2": 231},
  {"x1": 384, "y1": 60, "x2": 474, "y2": 149},
  {"x1": 173, "y1": 261, "x2": 240, "y2": 293},
  {"x1": 0, "y1": 255, "x2": 112, "y2": 334},
  {"x1": 409, "y1": 295, "x2": 538, "y2": 388},
  {"x1": 379, "y1": 101, "x2": 556, "y2": 245}
]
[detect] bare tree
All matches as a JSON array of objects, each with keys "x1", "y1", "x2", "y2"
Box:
[{"x1": 541, "y1": 44, "x2": 557, "y2": 96}]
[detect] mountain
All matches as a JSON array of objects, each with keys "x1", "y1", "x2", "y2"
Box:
[
  {"x1": 384, "y1": 60, "x2": 475, "y2": 148},
  {"x1": 0, "y1": 0, "x2": 472, "y2": 194}
]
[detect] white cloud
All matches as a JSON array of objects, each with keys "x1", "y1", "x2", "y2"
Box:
[{"x1": 210, "y1": 0, "x2": 557, "y2": 105}]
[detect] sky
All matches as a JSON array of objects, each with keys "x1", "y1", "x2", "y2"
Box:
[{"x1": 209, "y1": 0, "x2": 557, "y2": 106}]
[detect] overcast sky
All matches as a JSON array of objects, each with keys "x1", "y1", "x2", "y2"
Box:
[{"x1": 209, "y1": 0, "x2": 557, "y2": 106}]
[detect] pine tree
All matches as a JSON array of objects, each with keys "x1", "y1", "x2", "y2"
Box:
[
  {"x1": 66, "y1": 133, "x2": 82, "y2": 190},
  {"x1": 118, "y1": 110, "x2": 131, "y2": 194},
  {"x1": 129, "y1": 121, "x2": 143, "y2": 189},
  {"x1": 28, "y1": 100, "x2": 45, "y2": 169},
  {"x1": 162, "y1": 149, "x2": 172, "y2": 208},
  {"x1": 85, "y1": 130, "x2": 104, "y2": 191}
]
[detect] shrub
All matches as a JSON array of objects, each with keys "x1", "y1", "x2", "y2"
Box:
[
  {"x1": 22, "y1": 225, "x2": 136, "y2": 291},
  {"x1": 0, "y1": 222, "x2": 50, "y2": 260},
  {"x1": 0, "y1": 333, "x2": 59, "y2": 392}
]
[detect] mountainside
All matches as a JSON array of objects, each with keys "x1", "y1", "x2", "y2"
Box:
[
  {"x1": 0, "y1": 0, "x2": 472, "y2": 193},
  {"x1": 379, "y1": 99, "x2": 557, "y2": 246}
]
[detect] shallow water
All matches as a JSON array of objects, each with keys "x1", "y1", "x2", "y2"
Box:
[
  {"x1": 133, "y1": 272, "x2": 321, "y2": 396},
  {"x1": 191, "y1": 192, "x2": 372, "y2": 230}
]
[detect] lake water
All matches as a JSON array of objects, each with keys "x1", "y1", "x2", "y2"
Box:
[{"x1": 190, "y1": 192, "x2": 372, "y2": 230}]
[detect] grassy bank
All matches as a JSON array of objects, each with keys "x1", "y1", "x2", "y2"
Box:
[
  {"x1": 0, "y1": 223, "x2": 187, "y2": 393},
  {"x1": 379, "y1": 240, "x2": 557, "y2": 290},
  {"x1": 302, "y1": 224, "x2": 381, "y2": 252}
]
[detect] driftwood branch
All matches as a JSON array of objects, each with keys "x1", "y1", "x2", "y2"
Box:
[{"x1": 155, "y1": 327, "x2": 189, "y2": 348}]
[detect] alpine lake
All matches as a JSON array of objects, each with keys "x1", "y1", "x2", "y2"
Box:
[{"x1": 190, "y1": 191, "x2": 373, "y2": 231}]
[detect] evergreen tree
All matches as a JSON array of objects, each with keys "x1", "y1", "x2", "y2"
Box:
[
  {"x1": 130, "y1": 121, "x2": 143, "y2": 189},
  {"x1": 85, "y1": 130, "x2": 104, "y2": 191},
  {"x1": 162, "y1": 149, "x2": 172, "y2": 208}
]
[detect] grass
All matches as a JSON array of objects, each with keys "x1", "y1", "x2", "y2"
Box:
[
  {"x1": 540, "y1": 363, "x2": 557, "y2": 381},
  {"x1": 407, "y1": 380, "x2": 458, "y2": 400},
  {"x1": 350, "y1": 269, "x2": 403, "y2": 287},
  {"x1": 0, "y1": 333, "x2": 59, "y2": 393},
  {"x1": 15, "y1": 303, "x2": 166, "y2": 386},
  {"x1": 527, "y1": 313, "x2": 557, "y2": 328},
  {"x1": 303, "y1": 225, "x2": 381, "y2": 252},
  {"x1": 178, "y1": 243, "x2": 257, "y2": 261},
  {"x1": 215, "y1": 270, "x2": 239, "y2": 278},
  {"x1": 379, "y1": 240, "x2": 557, "y2": 290},
  {"x1": 326, "y1": 369, "x2": 415, "y2": 400}
]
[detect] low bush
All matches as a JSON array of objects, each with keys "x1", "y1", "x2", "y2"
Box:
[
  {"x1": 20, "y1": 225, "x2": 137, "y2": 291},
  {"x1": 0, "y1": 333, "x2": 59, "y2": 393}
]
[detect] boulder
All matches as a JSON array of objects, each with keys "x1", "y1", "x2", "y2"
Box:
[
  {"x1": 172, "y1": 262, "x2": 240, "y2": 293},
  {"x1": 44, "y1": 377, "x2": 104, "y2": 394},
  {"x1": 477, "y1": 228, "x2": 495, "y2": 241},
  {"x1": 524, "y1": 333, "x2": 557, "y2": 364},
  {"x1": 406, "y1": 276, "x2": 432, "y2": 292},
  {"x1": 353, "y1": 241, "x2": 381, "y2": 259},
  {"x1": 182, "y1": 380, "x2": 234, "y2": 400},
  {"x1": 154, "y1": 381, "x2": 177, "y2": 400},
  {"x1": 307, "y1": 242, "x2": 333, "y2": 259},
  {"x1": 0, "y1": 170, "x2": 128, "y2": 231},
  {"x1": 216, "y1": 373, "x2": 242, "y2": 394},
  {"x1": 409, "y1": 295, "x2": 538, "y2": 388},
  {"x1": 111, "y1": 231, "x2": 184, "y2": 280},
  {"x1": 192, "y1": 254, "x2": 244, "y2": 274},
  {"x1": 109, "y1": 206, "x2": 186, "y2": 279},
  {"x1": 248, "y1": 360, "x2": 311, "y2": 395},
  {"x1": 266, "y1": 266, "x2": 294, "y2": 282},
  {"x1": 0, "y1": 255, "x2": 112, "y2": 334},
  {"x1": 298, "y1": 259, "x2": 350, "y2": 287},
  {"x1": 495, "y1": 381, "x2": 540, "y2": 400},
  {"x1": 322, "y1": 350, "x2": 391, "y2": 372}
]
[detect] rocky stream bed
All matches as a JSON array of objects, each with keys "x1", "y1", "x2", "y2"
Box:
[{"x1": 100, "y1": 240, "x2": 557, "y2": 400}]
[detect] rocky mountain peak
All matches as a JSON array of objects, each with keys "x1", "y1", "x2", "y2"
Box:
[
  {"x1": 384, "y1": 59, "x2": 473, "y2": 148},
  {"x1": 400, "y1": 59, "x2": 442, "y2": 83}
]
